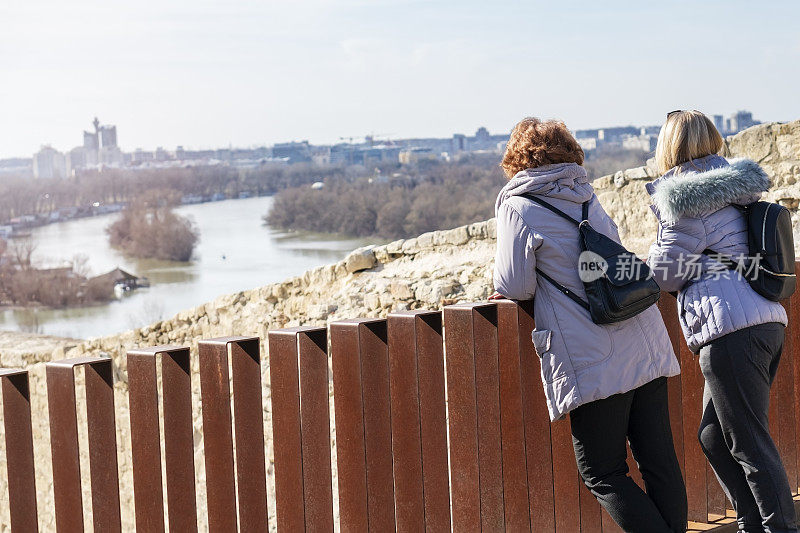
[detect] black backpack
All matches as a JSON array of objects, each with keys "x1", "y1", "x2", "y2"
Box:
[
  {"x1": 703, "y1": 201, "x2": 796, "y2": 301},
  {"x1": 521, "y1": 194, "x2": 661, "y2": 325}
]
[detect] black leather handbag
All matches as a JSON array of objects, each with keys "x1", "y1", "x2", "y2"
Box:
[{"x1": 521, "y1": 193, "x2": 660, "y2": 324}]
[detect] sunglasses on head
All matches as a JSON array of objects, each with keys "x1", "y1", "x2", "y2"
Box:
[{"x1": 667, "y1": 109, "x2": 701, "y2": 119}]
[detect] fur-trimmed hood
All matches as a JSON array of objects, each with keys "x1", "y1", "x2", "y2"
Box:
[{"x1": 646, "y1": 155, "x2": 771, "y2": 224}]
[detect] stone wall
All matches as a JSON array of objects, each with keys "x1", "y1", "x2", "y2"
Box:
[{"x1": 1, "y1": 118, "x2": 799, "y2": 531}]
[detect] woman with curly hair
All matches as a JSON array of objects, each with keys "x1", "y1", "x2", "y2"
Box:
[{"x1": 492, "y1": 117, "x2": 687, "y2": 532}]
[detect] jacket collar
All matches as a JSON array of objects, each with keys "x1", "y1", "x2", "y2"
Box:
[
  {"x1": 495, "y1": 162, "x2": 594, "y2": 214},
  {"x1": 646, "y1": 156, "x2": 770, "y2": 224}
]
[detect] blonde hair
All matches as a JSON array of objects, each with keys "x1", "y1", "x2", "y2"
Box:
[{"x1": 655, "y1": 110, "x2": 724, "y2": 175}]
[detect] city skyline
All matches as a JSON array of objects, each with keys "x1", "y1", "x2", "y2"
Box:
[
  {"x1": 6, "y1": 108, "x2": 771, "y2": 163},
  {"x1": 2, "y1": 1, "x2": 799, "y2": 159},
  {"x1": 18, "y1": 108, "x2": 764, "y2": 178}
]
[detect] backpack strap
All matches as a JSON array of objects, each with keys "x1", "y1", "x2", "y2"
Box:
[
  {"x1": 519, "y1": 193, "x2": 580, "y2": 225},
  {"x1": 519, "y1": 193, "x2": 592, "y2": 312},
  {"x1": 582, "y1": 200, "x2": 589, "y2": 222},
  {"x1": 535, "y1": 268, "x2": 591, "y2": 312}
]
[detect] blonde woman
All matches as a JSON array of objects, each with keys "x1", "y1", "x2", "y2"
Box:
[
  {"x1": 648, "y1": 110, "x2": 796, "y2": 533},
  {"x1": 493, "y1": 117, "x2": 686, "y2": 532}
]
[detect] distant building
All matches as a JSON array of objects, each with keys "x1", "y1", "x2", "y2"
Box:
[
  {"x1": 622, "y1": 134, "x2": 658, "y2": 152},
  {"x1": 0, "y1": 157, "x2": 33, "y2": 176},
  {"x1": 467, "y1": 127, "x2": 506, "y2": 152},
  {"x1": 713, "y1": 115, "x2": 725, "y2": 133},
  {"x1": 728, "y1": 110, "x2": 759, "y2": 135},
  {"x1": 452, "y1": 134, "x2": 467, "y2": 153},
  {"x1": 577, "y1": 138, "x2": 598, "y2": 151},
  {"x1": 330, "y1": 144, "x2": 356, "y2": 165},
  {"x1": 399, "y1": 148, "x2": 438, "y2": 165},
  {"x1": 87, "y1": 267, "x2": 148, "y2": 299},
  {"x1": 311, "y1": 147, "x2": 331, "y2": 166},
  {"x1": 272, "y1": 141, "x2": 311, "y2": 163},
  {"x1": 154, "y1": 147, "x2": 170, "y2": 161},
  {"x1": 598, "y1": 126, "x2": 639, "y2": 142},
  {"x1": 131, "y1": 148, "x2": 153, "y2": 163},
  {"x1": 100, "y1": 125, "x2": 117, "y2": 148},
  {"x1": 718, "y1": 110, "x2": 760, "y2": 135},
  {"x1": 32, "y1": 146, "x2": 66, "y2": 179},
  {"x1": 65, "y1": 147, "x2": 95, "y2": 176},
  {"x1": 61, "y1": 117, "x2": 121, "y2": 173},
  {"x1": 83, "y1": 130, "x2": 99, "y2": 151},
  {"x1": 99, "y1": 146, "x2": 124, "y2": 167},
  {"x1": 575, "y1": 129, "x2": 599, "y2": 139}
]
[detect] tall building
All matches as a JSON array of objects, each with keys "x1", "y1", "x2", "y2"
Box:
[
  {"x1": 33, "y1": 146, "x2": 66, "y2": 179},
  {"x1": 452, "y1": 134, "x2": 467, "y2": 153},
  {"x1": 720, "y1": 110, "x2": 760, "y2": 135},
  {"x1": 83, "y1": 130, "x2": 99, "y2": 151},
  {"x1": 66, "y1": 147, "x2": 89, "y2": 176},
  {"x1": 713, "y1": 115, "x2": 725, "y2": 133},
  {"x1": 66, "y1": 117, "x2": 121, "y2": 172},
  {"x1": 100, "y1": 125, "x2": 117, "y2": 148},
  {"x1": 731, "y1": 110, "x2": 757, "y2": 134}
]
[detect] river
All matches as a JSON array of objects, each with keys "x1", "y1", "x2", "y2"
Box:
[{"x1": 0, "y1": 196, "x2": 370, "y2": 339}]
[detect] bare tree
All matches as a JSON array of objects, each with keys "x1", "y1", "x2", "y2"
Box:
[
  {"x1": 10, "y1": 236, "x2": 37, "y2": 270},
  {"x1": 71, "y1": 253, "x2": 91, "y2": 277}
]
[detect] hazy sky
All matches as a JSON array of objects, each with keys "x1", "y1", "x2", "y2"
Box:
[{"x1": 1, "y1": 0, "x2": 799, "y2": 158}]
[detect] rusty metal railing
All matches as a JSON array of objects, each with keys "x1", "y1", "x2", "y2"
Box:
[
  {"x1": 127, "y1": 345, "x2": 197, "y2": 532},
  {"x1": 2, "y1": 265, "x2": 800, "y2": 531},
  {"x1": 0, "y1": 368, "x2": 37, "y2": 532}
]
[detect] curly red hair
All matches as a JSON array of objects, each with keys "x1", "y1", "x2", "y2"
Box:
[{"x1": 501, "y1": 117, "x2": 584, "y2": 178}]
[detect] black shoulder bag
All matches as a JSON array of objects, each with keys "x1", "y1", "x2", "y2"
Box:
[{"x1": 521, "y1": 193, "x2": 661, "y2": 324}]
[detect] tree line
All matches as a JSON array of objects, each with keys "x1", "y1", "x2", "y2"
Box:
[
  {"x1": 266, "y1": 149, "x2": 649, "y2": 239},
  {"x1": 0, "y1": 163, "x2": 361, "y2": 222}
]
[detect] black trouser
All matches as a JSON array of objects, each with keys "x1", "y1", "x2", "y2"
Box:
[
  {"x1": 570, "y1": 377, "x2": 688, "y2": 533},
  {"x1": 698, "y1": 323, "x2": 798, "y2": 533}
]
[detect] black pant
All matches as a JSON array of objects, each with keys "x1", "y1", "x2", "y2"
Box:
[
  {"x1": 570, "y1": 377, "x2": 688, "y2": 533},
  {"x1": 698, "y1": 323, "x2": 797, "y2": 533}
]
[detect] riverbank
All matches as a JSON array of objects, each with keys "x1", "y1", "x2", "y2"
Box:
[
  {"x1": 0, "y1": 196, "x2": 371, "y2": 338},
  {"x1": 3, "y1": 191, "x2": 271, "y2": 238}
]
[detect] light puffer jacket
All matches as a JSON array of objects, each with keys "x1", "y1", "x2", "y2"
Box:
[
  {"x1": 647, "y1": 154, "x2": 787, "y2": 353},
  {"x1": 494, "y1": 162, "x2": 680, "y2": 421}
]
